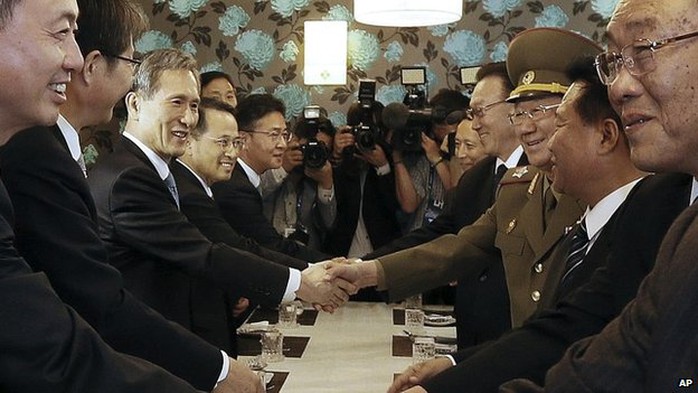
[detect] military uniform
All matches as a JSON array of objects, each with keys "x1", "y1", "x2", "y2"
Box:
[{"x1": 379, "y1": 165, "x2": 584, "y2": 326}]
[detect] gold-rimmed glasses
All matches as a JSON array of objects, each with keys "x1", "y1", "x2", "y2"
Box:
[
  {"x1": 508, "y1": 103, "x2": 560, "y2": 126},
  {"x1": 201, "y1": 135, "x2": 246, "y2": 151},
  {"x1": 465, "y1": 99, "x2": 509, "y2": 120},
  {"x1": 242, "y1": 129, "x2": 292, "y2": 143}
]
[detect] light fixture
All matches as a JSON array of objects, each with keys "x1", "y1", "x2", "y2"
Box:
[
  {"x1": 303, "y1": 20, "x2": 348, "y2": 85},
  {"x1": 354, "y1": 0, "x2": 462, "y2": 27}
]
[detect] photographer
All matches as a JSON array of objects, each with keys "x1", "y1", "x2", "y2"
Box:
[
  {"x1": 263, "y1": 108, "x2": 336, "y2": 250},
  {"x1": 391, "y1": 89, "x2": 469, "y2": 232},
  {"x1": 324, "y1": 100, "x2": 402, "y2": 261}
]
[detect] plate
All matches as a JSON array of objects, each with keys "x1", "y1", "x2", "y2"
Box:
[{"x1": 424, "y1": 314, "x2": 456, "y2": 326}]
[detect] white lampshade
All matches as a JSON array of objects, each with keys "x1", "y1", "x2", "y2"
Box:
[
  {"x1": 304, "y1": 20, "x2": 348, "y2": 85},
  {"x1": 354, "y1": 0, "x2": 462, "y2": 27}
]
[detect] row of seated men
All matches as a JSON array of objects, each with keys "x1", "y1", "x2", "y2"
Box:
[{"x1": 3, "y1": 0, "x2": 697, "y2": 391}]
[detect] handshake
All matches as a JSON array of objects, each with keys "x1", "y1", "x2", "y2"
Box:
[{"x1": 295, "y1": 258, "x2": 380, "y2": 312}]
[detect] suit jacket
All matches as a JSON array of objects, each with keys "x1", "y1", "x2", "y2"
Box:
[
  {"x1": 0, "y1": 126, "x2": 222, "y2": 390},
  {"x1": 379, "y1": 166, "x2": 585, "y2": 326},
  {"x1": 88, "y1": 137, "x2": 291, "y2": 332},
  {"x1": 423, "y1": 173, "x2": 691, "y2": 392},
  {"x1": 171, "y1": 159, "x2": 309, "y2": 353},
  {"x1": 323, "y1": 158, "x2": 403, "y2": 257},
  {"x1": 212, "y1": 164, "x2": 329, "y2": 262},
  {"x1": 0, "y1": 180, "x2": 197, "y2": 393},
  {"x1": 537, "y1": 174, "x2": 697, "y2": 393}
]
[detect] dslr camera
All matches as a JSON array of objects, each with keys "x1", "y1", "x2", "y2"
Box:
[
  {"x1": 298, "y1": 105, "x2": 330, "y2": 169},
  {"x1": 349, "y1": 79, "x2": 380, "y2": 152}
]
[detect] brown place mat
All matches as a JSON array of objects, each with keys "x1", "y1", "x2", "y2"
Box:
[
  {"x1": 238, "y1": 335, "x2": 310, "y2": 358},
  {"x1": 392, "y1": 335, "x2": 413, "y2": 357},
  {"x1": 392, "y1": 308, "x2": 454, "y2": 325},
  {"x1": 265, "y1": 371, "x2": 289, "y2": 393},
  {"x1": 249, "y1": 307, "x2": 319, "y2": 326}
]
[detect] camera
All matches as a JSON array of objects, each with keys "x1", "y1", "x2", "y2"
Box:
[
  {"x1": 347, "y1": 79, "x2": 380, "y2": 152},
  {"x1": 298, "y1": 105, "x2": 330, "y2": 169}
]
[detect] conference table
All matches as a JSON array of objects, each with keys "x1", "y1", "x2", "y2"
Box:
[{"x1": 237, "y1": 301, "x2": 456, "y2": 393}]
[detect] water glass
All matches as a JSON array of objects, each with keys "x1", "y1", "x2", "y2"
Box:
[
  {"x1": 278, "y1": 302, "x2": 298, "y2": 328},
  {"x1": 412, "y1": 336, "x2": 436, "y2": 364},
  {"x1": 260, "y1": 329, "x2": 285, "y2": 363}
]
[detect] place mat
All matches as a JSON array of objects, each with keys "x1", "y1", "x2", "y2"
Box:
[
  {"x1": 238, "y1": 336, "x2": 310, "y2": 358},
  {"x1": 248, "y1": 307, "x2": 319, "y2": 326},
  {"x1": 392, "y1": 309, "x2": 453, "y2": 325},
  {"x1": 265, "y1": 371, "x2": 289, "y2": 393},
  {"x1": 392, "y1": 335, "x2": 413, "y2": 357}
]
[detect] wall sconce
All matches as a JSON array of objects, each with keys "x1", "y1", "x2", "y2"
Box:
[
  {"x1": 353, "y1": 0, "x2": 462, "y2": 27},
  {"x1": 303, "y1": 20, "x2": 348, "y2": 85}
]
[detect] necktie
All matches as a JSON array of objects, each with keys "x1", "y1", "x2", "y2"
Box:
[
  {"x1": 493, "y1": 164, "x2": 507, "y2": 197},
  {"x1": 77, "y1": 153, "x2": 87, "y2": 178},
  {"x1": 560, "y1": 220, "x2": 589, "y2": 284},
  {"x1": 164, "y1": 172, "x2": 180, "y2": 210}
]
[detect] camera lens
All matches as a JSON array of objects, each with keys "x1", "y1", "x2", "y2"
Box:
[{"x1": 300, "y1": 140, "x2": 328, "y2": 169}]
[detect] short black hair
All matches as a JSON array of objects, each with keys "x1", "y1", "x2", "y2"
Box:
[
  {"x1": 429, "y1": 88, "x2": 470, "y2": 124},
  {"x1": 76, "y1": 0, "x2": 148, "y2": 66},
  {"x1": 476, "y1": 62, "x2": 515, "y2": 93},
  {"x1": 200, "y1": 71, "x2": 235, "y2": 89},
  {"x1": 565, "y1": 56, "x2": 622, "y2": 127},
  {"x1": 192, "y1": 97, "x2": 237, "y2": 138},
  {"x1": 235, "y1": 94, "x2": 285, "y2": 131}
]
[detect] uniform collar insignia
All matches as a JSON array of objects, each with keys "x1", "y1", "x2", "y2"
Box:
[
  {"x1": 512, "y1": 166, "x2": 529, "y2": 179},
  {"x1": 527, "y1": 172, "x2": 540, "y2": 195}
]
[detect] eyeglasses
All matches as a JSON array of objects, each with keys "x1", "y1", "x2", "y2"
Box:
[
  {"x1": 242, "y1": 129, "x2": 292, "y2": 143},
  {"x1": 104, "y1": 53, "x2": 142, "y2": 73},
  {"x1": 508, "y1": 103, "x2": 560, "y2": 125},
  {"x1": 465, "y1": 99, "x2": 508, "y2": 119},
  {"x1": 201, "y1": 135, "x2": 246, "y2": 150},
  {"x1": 595, "y1": 30, "x2": 698, "y2": 85}
]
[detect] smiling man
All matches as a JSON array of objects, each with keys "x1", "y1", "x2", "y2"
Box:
[
  {"x1": 87, "y1": 50, "x2": 354, "y2": 378},
  {"x1": 212, "y1": 94, "x2": 330, "y2": 262}
]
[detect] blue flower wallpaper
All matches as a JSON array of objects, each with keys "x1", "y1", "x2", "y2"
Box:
[{"x1": 84, "y1": 0, "x2": 620, "y2": 155}]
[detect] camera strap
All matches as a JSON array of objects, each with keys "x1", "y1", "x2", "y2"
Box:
[{"x1": 422, "y1": 164, "x2": 444, "y2": 226}]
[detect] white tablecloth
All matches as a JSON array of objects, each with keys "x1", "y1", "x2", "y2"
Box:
[{"x1": 240, "y1": 301, "x2": 456, "y2": 393}]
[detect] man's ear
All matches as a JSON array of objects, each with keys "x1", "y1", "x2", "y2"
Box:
[
  {"x1": 80, "y1": 50, "x2": 104, "y2": 85},
  {"x1": 598, "y1": 117, "x2": 621, "y2": 155},
  {"x1": 125, "y1": 91, "x2": 140, "y2": 121}
]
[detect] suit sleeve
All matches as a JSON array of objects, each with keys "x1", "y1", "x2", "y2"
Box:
[
  {"x1": 0, "y1": 197, "x2": 196, "y2": 392},
  {"x1": 180, "y1": 185, "x2": 308, "y2": 271},
  {"x1": 377, "y1": 203, "x2": 500, "y2": 302},
  {"x1": 213, "y1": 174, "x2": 329, "y2": 262},
  {"x1": 109, "y1": 167, "x2": 290, "y2": 307}
]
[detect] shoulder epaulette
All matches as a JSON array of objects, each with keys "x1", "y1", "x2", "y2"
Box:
[{"x1": 500, "y1": 165, "x2": 538, "y2": 186}]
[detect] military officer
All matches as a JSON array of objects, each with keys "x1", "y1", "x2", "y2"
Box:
[{"x1": 326, "y1": 28, "x2": 600, "y2": 328}]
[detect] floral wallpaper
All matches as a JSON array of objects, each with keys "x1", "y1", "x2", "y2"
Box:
[{"x1": 82, "y1": 0, "x2": 619, "y2": 161}]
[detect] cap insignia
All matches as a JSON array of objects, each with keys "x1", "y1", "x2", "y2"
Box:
[{"x1": 522, "y1": 70, "x2": 535, "y2": 85}]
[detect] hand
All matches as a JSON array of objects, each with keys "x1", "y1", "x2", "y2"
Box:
[
  {"x1": 333, "y1": 126, "x2": 355, "y2": 156},
  {"x1": 232, "y1": 297, "x2": 250, "y2": 318},
  {"x1": 282, "y1": 141, "x2": 303, "y2": 172},
  {"x1": 296, "y1": 263, "x2": 357, "y2": 311},
  {"x1": 212, "y1": 358, "x2": 264, "y2": 393},
  {"x1": 323, "y1": 260, "x2": 378, "y2": 289},
  {"x1": 387, "y1": 357, "x2": 452, "y2": 393},
  {"x1": 357, "y1": 144, "x2": 388, "y2": 167},
  {"x1": 421, "y1": 133, "x2": 441, "y2": 163},
  {"x1": 304, "y1": 161, "x2": 333, "y2": 189}
]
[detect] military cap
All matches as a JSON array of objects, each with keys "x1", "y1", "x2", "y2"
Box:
[{"x1": 506, "y1": 28, "x2": 602, "y2": 102}]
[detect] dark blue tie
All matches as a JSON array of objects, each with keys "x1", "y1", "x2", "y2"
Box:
[{"x1": 560, "y1": 220, "x2": 588, "y2": 284}]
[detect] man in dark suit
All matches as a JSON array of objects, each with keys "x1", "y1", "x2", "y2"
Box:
[
  {"x1": 211, "y1": 94, "x2": 329, "y2": 262},
  {"x1": 0, "y1": 0, "x2": 199, "y2": 391},
  {"x1": 172, "y1": 98, "x2": 310, "y2": 353},
  {"x1": 499, "y1": 2, "x2": 698, "y2": 391},
  {"x1": 0, "y1": 1, "x2": 267, "y2": 390},
  {"x1": 364, "y1": 62, "x2": 525, "y2": 347},
  {"x1": 388, "y1": 56, "x2": 690, "y2": 393},
  {"x1": 88, "y1": 48, "x2": 353, "y2": 365}
]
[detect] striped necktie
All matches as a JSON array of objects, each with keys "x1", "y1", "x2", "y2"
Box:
[
  {"x1": 560, "y1": 220, "x2": 589, "y2": 284},
  {"x1": 164, "y1": 173, "x2": 180, "y2": 210}
]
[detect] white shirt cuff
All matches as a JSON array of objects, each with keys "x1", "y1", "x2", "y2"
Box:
[
  {"x1": 317, "y1": 185, "x2": 335, "y2": 204},
  {"x1": 283, "y1": 268, "x2": 302, "y2": 302},
  {"x1": 445, "y1": 354, "x2": 457, "y2": 366},
  {"x1": 375, "y1": 163, "x2": 391, "y2": 176},
  {"x1": 217, "y1": 350, "x2": 230, "y2": 385}
]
